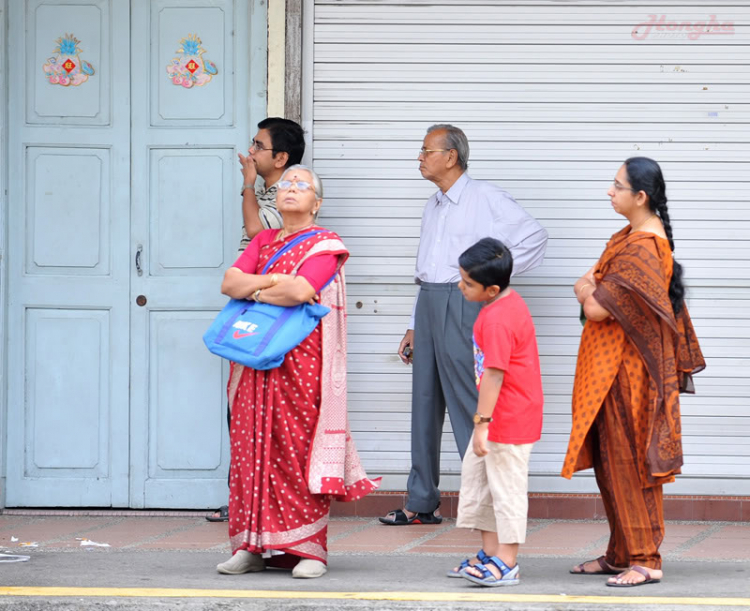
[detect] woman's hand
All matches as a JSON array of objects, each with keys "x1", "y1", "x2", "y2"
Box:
[
  {"x1": 574, "y1": 264, "x2": 598, "y2": 304},
  {"x1": 576, "y1": 280, "x2": 597, "y2": 305},
  {"x1": 267, "y1": 273, "x2": 319, "y2": 304},
  {"x1": 222, "y1": 267, "x2": 263, "y2": 300},
  {"x1": 583, "y1": 294, "x2": 614, "y2": 322},
  {"x1": 272, "y1": 273, "x2": 297, "y2": 283},
  {"x1": 255, "y1": 276, "x2": 317, "y2": 307},
  {"x1": 573, "y1": 265, "x2": 613, "y2": 321}
]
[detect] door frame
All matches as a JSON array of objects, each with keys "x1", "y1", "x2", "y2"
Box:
[{"x1": 0, "y1": 0, "x2": 9, "y2": 508}]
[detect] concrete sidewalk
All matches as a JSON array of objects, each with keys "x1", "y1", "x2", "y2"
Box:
[{"x1": 1, "y1": 513, "x2": 749, "y2": 609}]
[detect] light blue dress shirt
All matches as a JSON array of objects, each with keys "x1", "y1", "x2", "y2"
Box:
[{"x1": 409, "y1": 172, "x2": 548, "y2": 329}]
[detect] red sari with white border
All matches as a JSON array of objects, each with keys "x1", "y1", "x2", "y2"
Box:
[{"x1": 226, "y1": 227, "x2": 379, "y2": 564}]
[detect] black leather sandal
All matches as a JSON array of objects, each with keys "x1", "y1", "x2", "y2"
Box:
[
  {"x1": 206, "y1": 505, "x2": 229, "y2": 522},
  {"x1": 378, "y1": 502, "x2": 442, "y2": 525}
]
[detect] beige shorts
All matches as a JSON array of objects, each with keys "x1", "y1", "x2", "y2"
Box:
[{"x1": 456, "y1": 436, "x2": 533, "y2": 544}]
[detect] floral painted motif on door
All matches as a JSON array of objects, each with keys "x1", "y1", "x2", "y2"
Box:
[
  {"x1": 42, "y1": 33, "x2": 94, "y2": 86},
  {"x1": 166, "y1": 34, "x2": 217, "y2": 88}
]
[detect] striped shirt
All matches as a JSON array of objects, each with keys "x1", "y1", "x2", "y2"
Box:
[{"x1": 238, "y1": 182, "x2": 283, "y2": 253}]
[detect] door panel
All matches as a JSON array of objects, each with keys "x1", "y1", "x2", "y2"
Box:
[
  {"x1": 130, "y1": 0, "x2": 246, "y2": 508},
  {"x1": 27, "y1": 0, "x2": 109, "y2": 125},
  {"x1": 5, "y1": 0, "x2": 130, "y2": 507},
  {"x1": 25, "y1": 309, "x2": 110, "y2": 474},
  {"x1": 143, "y1": 311, "x2": 226, "y2": 506},
  {"x1": 150, "y1": 150, "x2": 228, "y2": 273},
  {"x1": 153, "y1": 4, "x2": 232, "y2": 125},
  {"x1": 26, "y1": 147, "x2": 110, "y2": 273},
  {"x1": 150, "y1": 313, "x2": 224, "y2": 472}
]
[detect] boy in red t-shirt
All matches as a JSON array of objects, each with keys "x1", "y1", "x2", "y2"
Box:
[{"x1": 447, "y1": 237, "x2": 544, "y2": 587}]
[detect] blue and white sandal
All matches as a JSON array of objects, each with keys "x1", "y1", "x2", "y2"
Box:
[
  {"x1": 460, "y1": 556, "x2": 520, "y2": 587},
  {"x1": 446, "y1": 549, "x2": 489, "y2": 578}
]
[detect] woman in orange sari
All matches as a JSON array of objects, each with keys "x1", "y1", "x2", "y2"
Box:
[
  {"x1": 562, "y1": 157, "x2": 705, "y2": 587},
  {"x1": 216, "y1": 165, "x2": 379, "y2": 579}
]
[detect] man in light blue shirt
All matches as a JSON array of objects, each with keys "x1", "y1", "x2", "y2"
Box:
[{"x1": 379, "y1": 124, "x2": 548, "y2": 526}]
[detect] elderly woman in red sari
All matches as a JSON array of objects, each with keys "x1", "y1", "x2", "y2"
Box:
[
  {"x1": 562, "y1": 157, "x2": 705, "y2": 587},
  {"x1": 216, "y1": 165, "x2": 379, "y2": 579}
]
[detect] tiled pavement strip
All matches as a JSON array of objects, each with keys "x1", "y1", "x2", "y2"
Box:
[{"x1": 1, "y1": 514, "x2": 749, "y2": 561}]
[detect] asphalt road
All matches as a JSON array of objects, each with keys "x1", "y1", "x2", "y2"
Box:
[{"x1": 1, "y1": 552, "x2": 749, "y2": 610}]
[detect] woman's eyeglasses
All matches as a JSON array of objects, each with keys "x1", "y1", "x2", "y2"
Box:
[
  {"x1": 612, "y1": 181, "x2": 637, "y2": 193},
  {"x1": 278, "y1": 179, "x2": 313, "y2": 191}
]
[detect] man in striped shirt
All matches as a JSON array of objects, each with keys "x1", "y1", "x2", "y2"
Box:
[{"x1": 237, "y1": 117, "x2": 306, "y2": 252}]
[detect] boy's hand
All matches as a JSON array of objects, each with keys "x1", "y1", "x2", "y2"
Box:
[{"x1": 472, "y1": 425, "x2": 489, "y2": 457}]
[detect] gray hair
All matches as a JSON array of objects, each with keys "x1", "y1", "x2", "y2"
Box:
[
  {"x1": 427, "y1": 124, "x2": 469, "y2": 171},
  {"x1": 281, "y1": 164, "x2": 323, "y2": 199}
]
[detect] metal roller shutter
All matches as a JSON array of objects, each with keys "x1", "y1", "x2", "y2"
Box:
[{"x1": 306, "y1": 0, "x2": 750, "y2": 495}]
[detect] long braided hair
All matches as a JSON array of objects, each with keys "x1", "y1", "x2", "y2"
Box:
[{"x1": 623, "y1": 157, "x2": 685, "y2": 314}]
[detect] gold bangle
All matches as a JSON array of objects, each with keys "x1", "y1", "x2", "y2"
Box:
[
  {"x1": 581, "y1": 283, "x2": 596, "y2": 299},
  {"x1": 253, "y1": 288, "x2": 263, "y2": 302},
  {"x1": 270, "y1": 273, "x2": 278, "y2": 287}
]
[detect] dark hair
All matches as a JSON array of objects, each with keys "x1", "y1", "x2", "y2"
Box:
[
  {"x1": 258, "y1": 118, "x2": 305, "y2": 167},
  {"x1": 459, "y1": 238, "x2": 513, "y2": 291},
  {"x1": 623, "y1": 156, "x2": 685, "y2": 314}
]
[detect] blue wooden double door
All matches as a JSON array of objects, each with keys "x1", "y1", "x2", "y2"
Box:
[{"x1": 5, "y1": 1, "x2": 251, "y2": 507}]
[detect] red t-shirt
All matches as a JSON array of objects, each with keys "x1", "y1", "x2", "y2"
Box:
[
  {"x1": 232, "y1": 229, "x2": 338, "y2": 292},
  {"x1": 473, "y1": 290, "x2": 544, "y2": 444}
]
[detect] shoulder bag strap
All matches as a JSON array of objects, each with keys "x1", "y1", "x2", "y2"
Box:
[{"x1": 261, "y1": 230, "x2": 323, "y2": 274}]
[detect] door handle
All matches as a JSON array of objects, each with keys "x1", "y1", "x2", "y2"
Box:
[{"x1": 135, "y1": 244, "x2": 143, "y2": 276}]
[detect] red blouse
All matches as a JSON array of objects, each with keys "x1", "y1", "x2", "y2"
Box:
[{"x1": 232, "y1": 229, "x2": 339, "y2": 292}]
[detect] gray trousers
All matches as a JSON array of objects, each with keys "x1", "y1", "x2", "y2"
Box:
[{"x1": 405, "y1": 282, "x2": 481, "y2": 513}]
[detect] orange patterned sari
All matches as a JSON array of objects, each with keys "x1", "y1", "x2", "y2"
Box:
[{"x1": 562, "y1": 227, "x2": 705, "y2": 568}]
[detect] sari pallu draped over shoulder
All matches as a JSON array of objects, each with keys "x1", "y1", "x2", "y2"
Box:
[
  {"x1": 228, "y1": 229, "x2": 380, "y2": 502},
  {"x1": 562, "y1": 227, "x2": 705, "y2": 486}
]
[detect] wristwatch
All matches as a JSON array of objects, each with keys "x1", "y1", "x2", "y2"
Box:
[{"x1": 473, "y1": 413, "x2": 493, "y2": 425}]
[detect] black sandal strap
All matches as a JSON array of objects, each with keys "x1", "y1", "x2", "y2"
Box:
[
  {"x1": 379, "y1": 508, "x2": 411, "y2": 525},
  {"x1": 205, "y1": 505, "x2": 229, "y2": 522},
  {"x1": 379, "y1": 503, "x2": 443, "y2": 526}
]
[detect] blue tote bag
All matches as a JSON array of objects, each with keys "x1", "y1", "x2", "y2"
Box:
[{"x1": 203, "y1": 231, "x2": 337, "y2": 370}]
